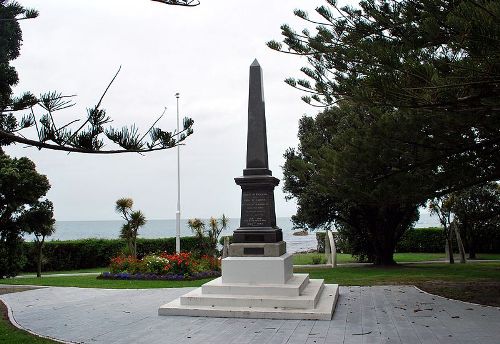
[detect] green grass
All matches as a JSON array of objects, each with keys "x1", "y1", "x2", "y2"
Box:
[
  {"x1": 18, "y1": 267, "x2": 107, "y2": 276},
  {"x1": 0, "y1": 298, "x2": 57, "y2": 344},
  {"x1": 293, "y1": 253, "x2": 354, "y2": 265},
  {"x1": 0, "y1": 275, "x2": 212, "y2": 289},
  {"x1": 0, "y1": 319, "x2": 56, "y2": 343},
  {"x1": 295, "y1": 262, "x2": 500, "y2": 285},
  {"x1": 292, "y1": 252, "x2": 500, "y2": 265},
  {"x1": 1, "y1": 262, "x2": 498, "y2": 288}
]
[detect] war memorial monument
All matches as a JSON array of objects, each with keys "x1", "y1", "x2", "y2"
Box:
[{"x1": 159, "y1": 60, "x2": 338, "y2": 320}]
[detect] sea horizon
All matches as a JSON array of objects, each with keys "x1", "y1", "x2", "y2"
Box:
[{"x1": 24, "y1": 213, "x2": 441, "y2": 254}]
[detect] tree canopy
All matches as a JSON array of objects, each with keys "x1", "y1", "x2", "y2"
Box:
[
  {"x1": 0, "y1": 154, "x2": 51, "y2": 277},
  {"x1": 0, "y1": 0, "x2": 195, "y2": 154},
  {"x1": 283, "y1": 102, "x2": 420, "y2": 264},
  {"x1": 269, "y1": 0, "x2": 500, "y2": 200},
  {"x1": 271, "y1": 0, "x2": 500, "y2": 264}
]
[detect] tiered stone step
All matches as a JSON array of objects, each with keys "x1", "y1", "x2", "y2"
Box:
[
  {"x1": 159, "y1": 283, "x2": 338, "y2": 320},
  {"x1": 159, "y1": 254, "x2": 339, "y2": 320},
  {"x1": 181, "y1": 278, "x2": 324, "y2": 309},
  {"x1": 202, "y1": 273, "x2": 310, "y2": 297}
]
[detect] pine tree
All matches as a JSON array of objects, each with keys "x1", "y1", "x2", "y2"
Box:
[{"x1": 0, "y1": 1, "x2": 195, "y2": 154}]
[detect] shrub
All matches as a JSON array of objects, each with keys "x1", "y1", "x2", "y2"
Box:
[
  {"x1": 159, "y1": 252, "x2": 193, "y2": 275},
  {"x1": 143, "y1": 255, "x2": 170, "y2": 274},
  {"x1": 108, "y1": 252, "x2": 219, "y2": 277},
  {"x1": 396, "y1": 227, "x2": 445, "y2": 253},
  {"x1": 22, "y1": 236, "x2": 212, "y2": 272},
  {"x1": 316, "y1": 227, "x2": 447, "y2": 254},
  {"x1": 311, "y1": 255, "x2": 325, "y2": 265},
  {"x1": 110, "y1": 256, "x2": 144, "y2": 274}
]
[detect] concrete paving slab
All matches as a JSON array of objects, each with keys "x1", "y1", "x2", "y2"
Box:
[{"x1": 1, "y1": 285, "x2": 499, "y2": 344}]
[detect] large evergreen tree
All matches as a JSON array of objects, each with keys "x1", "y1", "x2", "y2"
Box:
[
  {"x1": 269, "y1": 0, "x2": 500, "y2": 199},
  {"x1": 283, "y1": 102, "x2": 420, "y2": 264},
  {"x1": 271, "y1": 0, "x2": 500, "y2": 263}
]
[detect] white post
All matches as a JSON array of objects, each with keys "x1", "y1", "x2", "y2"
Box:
[
  {"x1": 328, "y1": 230, "x2": 337, "y2": 268},
  {"x1": 175, "y1": 92, "x2": 181, "y2": 254}
]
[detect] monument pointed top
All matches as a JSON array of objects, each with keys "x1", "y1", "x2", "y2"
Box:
[{"x1": 251, "y1": 58, "x2": 260, "y2": 67}]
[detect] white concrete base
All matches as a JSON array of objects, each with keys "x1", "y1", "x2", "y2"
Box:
[
  {"x1": 159, "y1": 284, "x2": 338, "y2": 320},
  {"x1": 159, "y1": 254, "x2": 339, "y2": 320},
  {"x1": 221, "y1": 253, "x2": 293, "y2": 284}
]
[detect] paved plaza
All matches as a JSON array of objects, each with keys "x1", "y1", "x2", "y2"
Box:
[{"x1": 1, "y1": 285, "x2": 499, "y2": 344}]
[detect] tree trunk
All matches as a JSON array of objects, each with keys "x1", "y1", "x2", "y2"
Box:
[
  {"x1": 446, "y1": 226, "x2": 454, "y2": 264},
  {"x1": 373, "y1": 231, "x2": 397, "y2": 265},
  {"x1": 469, "y1": 245, "x2": 476, "y2": 260},
  {"x1": 453, "y1": 221, "x2": 466, "y2": 264},
  {"x1": 37, "y1": 245, "x2": 42, "y2": 278},
  {"x1": 446, "y1": 239, "x2": 455, "y2": 264}
]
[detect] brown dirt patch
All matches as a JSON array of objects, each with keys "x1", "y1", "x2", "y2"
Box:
[{"x1": 416, "y1": 281, "x2": 500, "y2": 307}]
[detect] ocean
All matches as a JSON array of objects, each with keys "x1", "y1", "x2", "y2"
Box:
[{"x1": 33, "y1": 212, "x2": 440, "y2": 254}]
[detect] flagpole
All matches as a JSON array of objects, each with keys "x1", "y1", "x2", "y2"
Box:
[{"x1": 175, "y1": 92, "x2": 181, "y2": 254}]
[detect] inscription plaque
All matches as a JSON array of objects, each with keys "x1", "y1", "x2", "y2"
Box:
[
  {"x1": 243, "y1": 247, "x2": 265, "y2": 255},
  {"x1": 241, "y1": 191, "x2": 271, "y2": 227}
]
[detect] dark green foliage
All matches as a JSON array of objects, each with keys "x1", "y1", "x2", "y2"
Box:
[
  {"x1": 282, "y1": 104, "x2": 420, "y2": 265},
  {"x1": 448, "y1": 183, "x2": 500, "y2": 258},
  {"x1": 19, "y1": 199, "x2": 56, "y2": 277},
  {"x1": 189, "y1": 215, "x2": 228, "y2": 257},
  {"x1": 271, "y1": 0, "x2": 500, "y2": 201},
  {"x1": 318, "y1": 227, "x2": 500, "y2": 256},
  {"x1": 316, "y1": 232, "x2": 348, "y2": 254},
  {"x1": 271, "y1": 0, "x2": 500, "y2": 264},
  {"x1": 0, "y1": 154, "x2": 50, "y2": 277},
  {"x1": 318, "y1": 228, "x2": 443, "y2": 255},
  {"x1": 396, "y1": 228, "x2": 446, "y2": 253},
  {"x1": 22, "y1": 237, "x2": 211, "y2": 272},
  {"x1": 115, "y1": 198, "x2": 146, "y2": 258},
  {"x1": 0, "y1": 229, "x2": 26, "y2": 277}
]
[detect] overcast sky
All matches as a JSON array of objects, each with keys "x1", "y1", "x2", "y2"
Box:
[{"x1": 7, "y1": 0, "x2": 340, "y2": 221}]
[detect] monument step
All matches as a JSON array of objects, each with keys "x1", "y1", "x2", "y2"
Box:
[
  {"x1": 179, "y1": 279, "x2": 325, "y2": 309},
  {"x1": 202, "y1": 274, "x2": 310, "y2": 297},
  {"x1": 159, "y1": 283, "x2": 339, "y2": 321}
]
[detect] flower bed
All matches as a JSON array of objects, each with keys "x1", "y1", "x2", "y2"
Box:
[
  {"x1": 98, "y1": 270, "x2": 220, "y2": 281},
  {"x1": 98, "y1": 252, "x2": 221, "y2": 281}
]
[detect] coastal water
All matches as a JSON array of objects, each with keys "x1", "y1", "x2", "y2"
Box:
[{"x1": 36, "y1": 212, "x2": 440, "y2": 254}]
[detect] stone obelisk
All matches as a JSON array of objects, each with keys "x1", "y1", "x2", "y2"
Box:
[
  {"x1": 158, "y1": 60, "x2": 338, "y2": 320},
  {"x1": 230, "y1": 59, "x2": 285, "y2": 257}
]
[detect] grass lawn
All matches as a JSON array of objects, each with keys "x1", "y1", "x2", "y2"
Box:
[
  {"x1": 297, "y1": 262, "x2": 500, "y2": 306},
  {"x1": 1, "y1": 262, "x2": 497, "y2": 289},
  {"x1": 292, "y1": 252, "x2": 500, "y2": 265},
  {"x1": 0, "y1": 276, "x2": 212, "y2": 289},
  {"x1": 19, "y1": 267, "x2": 107, "y2": 276},
  {"x1": 0, "y1": 291, "x2": 57, "y2": 344},
  {"x1": 295, "y1": 262, "x2": 500, "y2": 285}
]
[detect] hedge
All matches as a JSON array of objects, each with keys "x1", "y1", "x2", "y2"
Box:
[
  {"x1": 22, "y1": 237, "x2": 210, "y2": 272},
  {"x1": 396, "y1": 227, "x2": 445, "y2": 253},
  {"x1": 316, "y1": 227, "x2": 446, "y2": 254}
]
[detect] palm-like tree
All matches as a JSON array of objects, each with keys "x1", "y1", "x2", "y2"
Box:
[{"x1": 115, "y1": 198, "x2": 147, "y2": 258}]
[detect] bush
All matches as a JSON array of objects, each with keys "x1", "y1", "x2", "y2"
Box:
[
  {"x1": 109, "y1": 252, "x2": 219, "y2": 277},
  {"x1": 22, "y1": 236, "x2": 211, "y2": 272},
  {"x1": 396, "y1": 227, "x2": 445, "y2": 253},
  {"x1": 0, "y1": 235, "x2": 26, "y2": 278},
  {"x1": 315, "y1": 232, "x2": 349, "y2": 253},
  {"x1": 316, "y1": 227, "x2": 447, "y2": 254}
]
